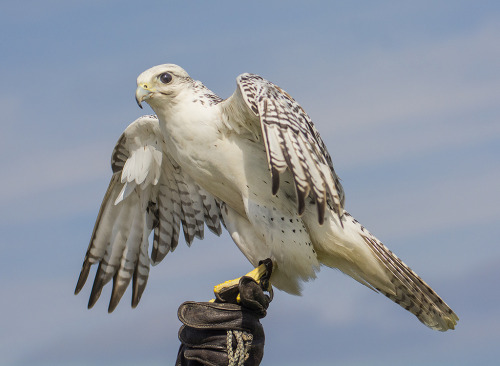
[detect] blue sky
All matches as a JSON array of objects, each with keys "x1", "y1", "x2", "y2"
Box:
[{"x1": 1, "y1": 1, "x2": 499, "y2": 365}]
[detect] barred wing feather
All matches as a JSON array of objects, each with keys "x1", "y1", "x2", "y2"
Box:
[
  {"x1": 74, "y1": 115, "x2": 222, "y2": 312},
  {"x1": 224, "y1": 74, "x2": 345, "y2": 224}
]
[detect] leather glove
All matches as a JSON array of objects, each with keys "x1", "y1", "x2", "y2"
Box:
[{"x1": 175, "y1": 274, "x2": 272, "y2": 366}]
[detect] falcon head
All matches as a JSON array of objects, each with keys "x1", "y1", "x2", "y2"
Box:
[{"x1": 135, "y1": 64, "x2": 191, "y2": 109}]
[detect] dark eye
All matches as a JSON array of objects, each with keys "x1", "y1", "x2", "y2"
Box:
[{"x1": 159, "y1": 72, "x2": 172, "y2": 84}]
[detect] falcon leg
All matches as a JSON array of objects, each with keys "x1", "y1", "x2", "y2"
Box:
[{"x1": 213, "y1": 259, "x2": 273, "y2": 303}]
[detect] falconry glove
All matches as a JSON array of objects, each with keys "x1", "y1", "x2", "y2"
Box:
[{"x1": 175, "y1": 276, "x2": 272, "y2": 366}]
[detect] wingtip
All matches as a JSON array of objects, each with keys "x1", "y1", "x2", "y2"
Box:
[
  {"x1": 108, "y1": 299, "x2": 118, "y2": 313},
  {"x1": 108, "y1": 275, "x2": 129, "y2": 313},
  {"x1": 74, "y1": 281, "x2": 84, "y2": 296},
  {"x1": 88, "y1": 265, "x2": 105, "y2": 309},
  {"x1": 131, "y1": 264, "x2": 147, "y2": 309},
  {"x1": 131, "y1": 286, "x2": 143, "y2": 309},
  {"x1": 271, "y1": 168, "x2": 280, "y2": 195},
  {"x1": 88, "y1": 286, "x2": 103, "y2": 309},
  {"x1": 74, "y1": 285, "x2": 83, "y2": 296},
  {"x1": 74, "y1": 261, "x2": 91, "y2": 295},
  {"x1": 316, "y1": 198, "x2": 326, "y2": 225},
  {"x1": 297, "y1": 190, "x2": 306, "y2": 216}
]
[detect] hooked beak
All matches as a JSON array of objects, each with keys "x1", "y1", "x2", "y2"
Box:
[{"x1": 135, "y1": 84, "x2": 153, "y2": 109}]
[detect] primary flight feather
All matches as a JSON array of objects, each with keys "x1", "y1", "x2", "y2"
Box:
[{"x1": 76, "y1": 64, "x2": 458, "y2": 331}]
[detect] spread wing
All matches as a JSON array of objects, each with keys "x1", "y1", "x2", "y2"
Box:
[
  {"x1": 222, "y1": 73, "x2": 344, "y2": 225},
  {"x1": 75, "y1": 115, "x2": 222, "y2": 312}
]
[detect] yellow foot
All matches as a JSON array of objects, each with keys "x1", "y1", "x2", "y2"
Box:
[{"x1": 213, "y1": 259, "x2": 273, "y2": 303}]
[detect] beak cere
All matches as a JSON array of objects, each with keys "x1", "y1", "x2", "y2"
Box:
[{"x1": 135, "y1": 85, "x2": 153, "y2": 109}]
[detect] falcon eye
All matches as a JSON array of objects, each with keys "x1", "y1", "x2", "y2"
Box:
[{"x1": 158, "y1": 72, "x2": 173, "y2": 84}]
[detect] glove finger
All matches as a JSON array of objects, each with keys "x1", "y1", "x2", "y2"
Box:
[
  {"x1": 176, "y1": 344, "x2": 206, "y2": 366},
  {"x1": 178, "y1": 301, "x2": 262, "y2": 333},
  {"x1": 178, "y1": 325, "x2": 227, "y2": 349},
  {"x1": 175, "y1": 344, "x2": 185, "y2": 366},
  {"x1": 238, "y1": 276, "x2": 270, "y2": 317},
  {"x1": 246, "y1": 345, "x2": 264, "y2": 366},
  {"x1": 214, "y1": 282, "x2": 240, "y2": 303},
  {"x1": 183, "y1": 348, "x2": 228, "y2": 366}
]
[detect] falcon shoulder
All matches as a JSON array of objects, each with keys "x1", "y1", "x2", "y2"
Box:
[
  {"x1": 221, "y1": 73, "x2": 345, "y2": 225},
  {"x1": 75, "y1": 115, "x2": 222, "y2": 312}
]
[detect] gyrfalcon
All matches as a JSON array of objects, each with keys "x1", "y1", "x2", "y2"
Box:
[{"x1": 75, "y1": 64, "x2": 459, "y2": 331}]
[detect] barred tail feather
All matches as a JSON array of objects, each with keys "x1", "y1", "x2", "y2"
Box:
[{"x1": 361, "y1": 235, "x2": 459, "y2": 331}]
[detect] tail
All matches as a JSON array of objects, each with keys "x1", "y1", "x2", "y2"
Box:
[
  {"x1": 316, "y1": 213, "x2": 459, "y2": 331},
  {"x1": 360, "y1": 234, "x2": 458, "y2": 331}
]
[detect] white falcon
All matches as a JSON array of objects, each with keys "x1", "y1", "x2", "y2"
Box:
[{"x1": 75, "y1": 64, "x2": 458, "y2": 331}]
